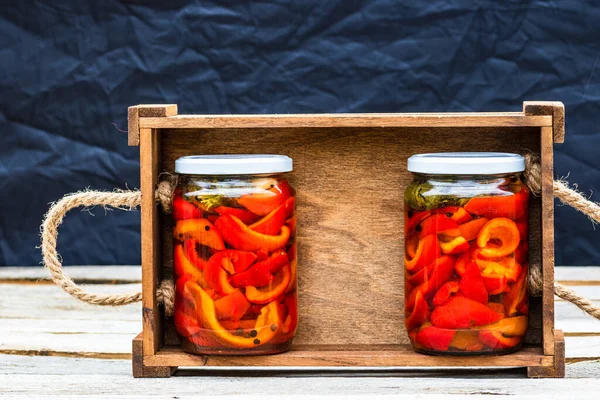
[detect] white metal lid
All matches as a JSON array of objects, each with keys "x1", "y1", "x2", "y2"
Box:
[
  {"x1": 175, "y1": 155, "x2": 293, "y2": 175},
  {"x1": 407, "y1": 152, "x2": 525, "y2": 175}
]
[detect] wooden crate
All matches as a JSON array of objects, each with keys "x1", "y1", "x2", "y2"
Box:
[{"x1": 128, "y1": 101, "x2": 565, "y2": 378}]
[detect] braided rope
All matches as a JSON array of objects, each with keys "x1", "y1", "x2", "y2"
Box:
[
  {"x1": 40, "y1": 187, "x2": 175, "y2": 314},
  {"x1": 523, "y1": 153, "x2": 600, "y2": 319}
]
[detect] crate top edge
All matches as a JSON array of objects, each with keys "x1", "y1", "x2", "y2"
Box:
[
  {"x1": 138, "y1": 112, "x2": 552, "y2": 130},
  {"x1": 128, "y1": 101, "x2": 565, "y2": 146}
]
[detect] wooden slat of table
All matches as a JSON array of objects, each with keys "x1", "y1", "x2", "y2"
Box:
[
  {"x1": 1, "y1": 354, "x2": 599, "y2": 398},
  {"x1": 0, "y1": 266, "x2": 598, "y2": 398}
]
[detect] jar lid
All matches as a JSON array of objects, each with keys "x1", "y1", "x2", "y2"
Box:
[
  {"x1": 407, "y1": 152, "x2": 525, "y2": 175},
  {"x1": 175, "y1": 155, "x2": 293, "y2": 175}
]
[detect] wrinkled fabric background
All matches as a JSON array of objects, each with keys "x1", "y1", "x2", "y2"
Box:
[{"x1": 1, "y1": 1, "x2": 598, "y2": 266}]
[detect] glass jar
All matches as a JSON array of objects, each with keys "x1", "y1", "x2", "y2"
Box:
[
  {"x1": 404, "y1": 153, "x2": 529, "y2": 355},
  {"x1": 172, "y1": 155, "x2": 297, "y2": 355}
]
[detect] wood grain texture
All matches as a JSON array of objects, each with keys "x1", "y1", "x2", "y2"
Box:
[
  {"x1": 527, "y1": 330, "x2": 565, "y2": 378},
  {"x1": 4, "y1": 353, "x2": 600, "y2": 398},
  {"x1": 157, "y1": 126, "x2": 542, "y2": 347},
  {"x1": 139, "y1": 114, "x2": 552, "y2": 130},
  {"x1": 0, "y1": 266, "x2": 141, "y2": 282},
  {"x1": 128, "y1": 105, "x2": 177, "y2": 146},
  {"x1": 541, "y1": 126, "x2": 556, "y2": 356},
  {"x1": 140, "y1": 128, "x2": 162, "y2": 355},
  {"x1": 145, "y1": 344, "x2": 552, "y2": 368},
  {"x1": 132, "y1": 333, "x2": 174, "y2": 378},
  {"x1": 523, "y1": 101, "x2": 565, "y2": 143}
]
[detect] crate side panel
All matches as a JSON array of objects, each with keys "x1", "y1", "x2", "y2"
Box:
[{"x1": 159, "y1": 126, "x2": 541, "y2": 346}]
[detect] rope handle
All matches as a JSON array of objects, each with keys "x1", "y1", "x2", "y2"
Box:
[
  {"x1": 40, "y1": 183, "x2": 175, "y2": 314},
  {"x1": 40, "y1": 158, "x2": 600, "y2": 321}
]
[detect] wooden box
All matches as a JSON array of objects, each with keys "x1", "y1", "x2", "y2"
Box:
[{"x1": 128, "y1": 101, "x2": 565, "y2": 378}]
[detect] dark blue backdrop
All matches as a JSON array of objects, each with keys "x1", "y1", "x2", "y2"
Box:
[{"x1": 1, "y1": 1, "x2": 599, "y2": 266}]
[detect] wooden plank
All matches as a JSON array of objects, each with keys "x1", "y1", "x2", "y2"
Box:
[
  {"x1": 2, "y1": 354, "x2": 600, "y2": 398},
  {"x1": 139, "y1": 114, "x2": 552, "y2": 130},
  {"x1": 556, "y1": 301, "x2": 600, "y2": 334},
  {"x1": 528, "y1": 330, "x2": 565, "y2": 378},
  {"x1": 128, "y1": 105, "x2": 177, "y2": 146},
  {"x1": 523, "y1": 101, "x2": 565, "y2": 143},
  {"x1": 140, "y1": 127, "x2": 162, "y2": 355},
  {"x1": 541, "y1": 125, "x2": 555, "y2": 356},
  {"x1": 555, "y1": 266, "x2": 600, "y2": 282},
  {"x1": 564, "y1": 336, "x2": 600, "y2": 359},
  {"x1": 132, "y1": 333, "x2": 173, "y2": 378},
  {"x1": 0, "y1": 318, "x2": 140, "y2": 355},
  {"x1": 0, "y1": 266, "x2": 141, "y2": 282},
  {"x1": 0, "y1": 283, "x2": 140, "y2": 321},
  {"x1": 145, "y1": 345, "x2": 552, "y2": 368}
]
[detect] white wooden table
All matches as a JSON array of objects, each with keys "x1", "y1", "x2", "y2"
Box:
[{"x1": 1, "y1": 266, "x2": 599, "y2": 398}]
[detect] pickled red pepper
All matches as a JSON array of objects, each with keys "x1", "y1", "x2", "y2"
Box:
[
  {"x1": 405, "y1": 153, "x2": 530, "y2": 355},
  {"x1": 172, "y1": 155, "x2": 297, "y2": 355}
]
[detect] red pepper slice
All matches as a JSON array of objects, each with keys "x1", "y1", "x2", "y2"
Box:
[
  {"x1": 174, "y1": 306, "x2": 202, "y2": 338},
  {"x1": 214, "y1": 289, "x2": 251, "y2": 321},
  {"x1": 214, "y1": 206, "x2": 260, "y2": 225},
  {"x1": 281, "y1": 293, "x2": 298, "y2": 335},
  {"x1": 174, "y1": 244, "x2": 209, "y2": 288},
  {"x1": 405, "y1": 291, "x2": 430, "y2": 331},
  {"x1": 203, "y1": 252, "x2": 238, "y2": 296},
  {"x1": 418, "y1": 214, "x2": 459, "y2": 239},
  {"x1": 439, "y1": 236, "x2": 469, "y2": 255},
  {"x1": 406, "y1": 255, "x2": 455, "y2": 310},
  {"x1": 515, "y1": 241, "x2": 528, "y2": 265},
  {"x1": 475, "y1": 257, "x2": 522, "y2": 282},
  {"x1": 454, "y1": 251, "x2": 472, "y2": 277},
  {"x1": 238, "y1": 179, "x2": 292, "y2": 216},
  {"x1": 483, "y1": 275, "x2": 509, "y2": 295},
  {"x1": 406, "y1": 259, "x2": 435, "y2": 286},
  {"x1": 173, "y1": 218, "x2": 225, "y2": 250},
  {"x1": 405, "y1": 210, "x2": 432, "y2": 234},
  {"x1": 416, "y1": 326, "x2": 456, "y2": 351},
  {"x1": 432, "y1": 281, "x2": 460, "y2": 306},
  {"x1": 249, "y1": 197, "x2": 295, "y2": 235},
  {"x1": 211, "y1": 249, "x2": 257, "y2": 274},
  {"x1": 405, "y1": 234, "x2": 419, "y2": 259},
  {"x1": 215, "y1": 215, "x2": 290, "y2": 252},
  {"x1": 434, "y1": 206, "x2": 472, "y2": 224},
  {"x1": 230, "y1": 251, "x2": 288, "y2": 288},
  {"x1": 478, "y1": 330, "x2": 521, "y2": 349},
  {"x1": 516, "y1": 218, "x2": 528, "y2": 240},
  {"x1": 431, "y1": 296, "x2": 503, "y2": 329},
  {"x1": 447, "y1": 207, "x2": 473, "y2": 224},
  {"x1": 458, "y1": 218, "x2": 489, "y2": 241},
  {"x1": 459, "y1": 261, "x2": 488, "y2": 304},
  {"x1": 286, "y1": 215, "x2": 296, "y2": 235},
  {"x1": 245, "y1": 263, "x2": 292, "y2": 304},
  {"x1": 173, "y1": 197, "x2": 204, "y2": 220},
  {"x1": 285, "y1": 244, "x2": 297, "y2": 294},
  {"x1": 464, "y1": 187, "x2": 529, "y2": 220},
  {"x1": 183, "y1": 239, "x2": 208, "y2": 271},
  {"x1": 477, "y1": 217, "x2": 520, "y2": 258},
  {"x1": 174, "y1": 277, "x2": 202, "y2": 338},
  {"x1": 504, "y1": 267, "x2": 528, "y2": 316},
  {"x1": 404, "y1": 234, "x2": 440, "y2": 273}
]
